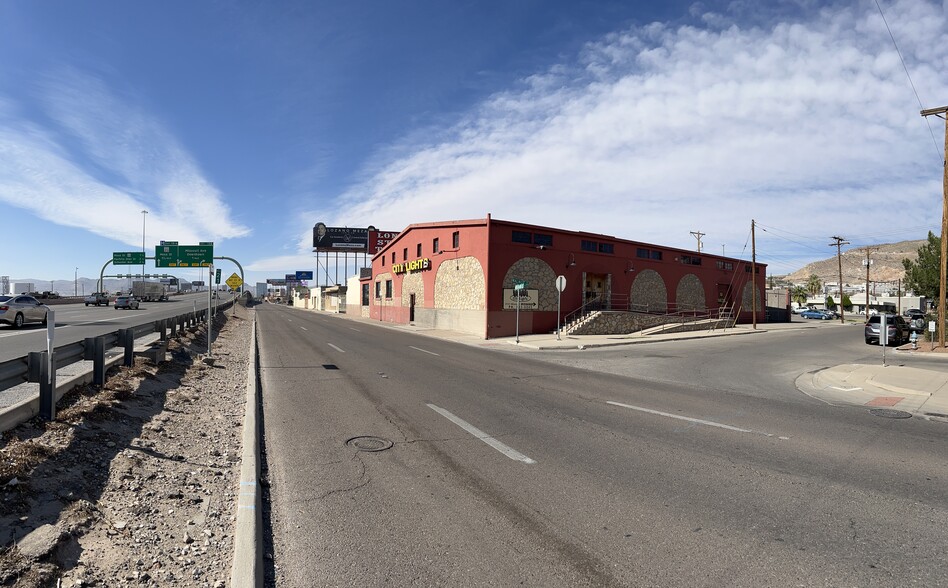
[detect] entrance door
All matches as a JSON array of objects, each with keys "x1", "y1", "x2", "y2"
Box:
[
  {"x1": 584, "y1": 273, "x2": 608, "y2": 309},
  {"x1": 409, "y1": 293, "x2": 416, "y2": 322}
]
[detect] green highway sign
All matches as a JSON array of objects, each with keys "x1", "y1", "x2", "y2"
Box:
[
  {"x1": 113, "y1": 251, "x2": 145, "y2": 265},
  {"x1": 178, "y1": 244, "x2": 214, "y2": 267},
  {"x1": 514, "y1": 280, "x2": 528, "y2": 291},
  {"x1": 215, "y1": 268, "x2": 222, "y2": 284},
  {"x1": 155, "y1": 244, "x2": 178, "y2": 268}
]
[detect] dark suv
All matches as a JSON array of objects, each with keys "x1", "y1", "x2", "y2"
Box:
[
  {"x1": 865, "y1": 314, "x2": 909, "y2": 345},
  {"x1": 903, "y1": 309, "x2": 926, "y2": 333}
]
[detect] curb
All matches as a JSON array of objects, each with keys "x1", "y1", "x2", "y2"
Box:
[{"x1": 231, "y1": 315, "x2": 263, "y2": 587}]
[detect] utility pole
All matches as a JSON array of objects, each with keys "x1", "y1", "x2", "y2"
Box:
[
  {"x1": 864, "y1": 248, "x2": 874, "y2": 320},
  {"x1": 921, "y1": 105, "x2": 948, "y2": 347},
  {"x1": 751, "y1": 220, "x2": 757, "y2": 330},
  {"x1": 690, "y1": 231, "x2": 705, "y2": 253},
  {"x1": 829, "y1": 236, "x2": 849, "y2": 324}
]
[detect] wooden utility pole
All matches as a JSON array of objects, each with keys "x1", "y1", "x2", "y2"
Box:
[
  {"x1": 751, "y1": 220, "x2": 757, "y2": 330},
  {"x1": 921, "y1": 106, "x2": 948, "y2": 347},
  {"x1": 865, "y1": 248, "x2": 873, "y2": 320},
  {"x1": 830, "y1": 236, "x2": 849, "y2": 324},
  {"x1": 690, "y1": 231, "x2": 705, "y2": 252}
]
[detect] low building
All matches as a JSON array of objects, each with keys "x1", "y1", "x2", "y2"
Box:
[{"x1": 359, "y1": 215, "x2": 766, "y2": 339}]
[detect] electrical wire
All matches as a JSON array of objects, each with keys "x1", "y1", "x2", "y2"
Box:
[{"x1": 874, "y1": 0, "x2": 942, "y2": 162}]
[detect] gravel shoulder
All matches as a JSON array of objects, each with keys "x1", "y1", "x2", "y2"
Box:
[{"x1": 0, "y1": 304, "x2": 253, "y2": 587}]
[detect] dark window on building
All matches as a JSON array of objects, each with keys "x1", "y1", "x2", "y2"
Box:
[
  {"x1": 362, "y1": 283, "x2": 369, "y2": 306},
  {"x1": 381, "y1": 254, "x2": 385, "y2": 265},
  {"x1": 745, "y1": 265, "x2": 760, "y2": 273},
  {"x1": 433, "y1": 237, "x2": 440, "y2": 253},
  {"x1": 403, "y1": 247, "x2": 408, "y2": 261},
  {"x1": 717, "y1": 261, "x2": 734, "y2": 271},
  {"x1": 385, "y1": 280, "x2": 393, "y2": 298},
  {"x1": 581, "y1": 240, "x2": 598, "y2": 252},
  {"x1": 533, "y1": 233, "x2": 553, "y2": 247},
  {"x1": 416, "y1": 243, "x2": 422, "y2": 257},
  {"x1": 512, "y1": 230, "x2": 532, "y2": 244},
  {"x1": 598, "y1": 243, "x2": 614, "y2": 254},
  {"x1": 452, "y1": 231, "x2": 460, "y2": 249},
  {"x1": 681, "y1": 255, "x2": 702, "y2": 266},
  {"x1": 375, "y1": 281, "x2": 381, "y2": 298},
  {"x1": 637, "y1": 248, "x2": 650, "y2": 259},
  {"x1": 651, "y1": 250, "x2": 663, "y2": 261}
]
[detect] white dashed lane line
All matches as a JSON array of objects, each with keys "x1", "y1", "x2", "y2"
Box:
[
  {"x1": 607, "y1": 401, "x2": 790, "y2": 440},
  {"x1": 328, "y1": 343, "x2": 345, "y2": 353},
  {"x1": 427, "y1": 404, "x2": 536, "y2": 464},
  {"x1": 409, "y1": 346, "x2": 439, "y2": 356}
]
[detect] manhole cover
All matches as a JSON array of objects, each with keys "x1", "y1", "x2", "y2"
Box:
[
  {"x1": 345, "y1": 436, "x2": 394, "y2": 452},
  {"x1": 869, "y1": 408, "x2": 912, "y2": 419}
]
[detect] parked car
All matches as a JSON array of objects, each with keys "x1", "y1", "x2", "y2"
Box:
[
  {"x1": 791, "y1": 305, "x2": 811, "y2": 314},
  {"x1": 903, "y1": 309, "x2": 926, "y2": 333},
  {"x1": 801, "y1": 309, "x2": 832, "y2": 320},
  {"x1": 822, "y1": 308, "x2": 840, "y2": 319},
  {"x1": 865, "y1": 314, "x2": 909, "y2": 345},
  {"x1": 114, "y1": 295, "x2": 140, "y2": 310},
  {"x1": 0, "y1": 295, "x2": 49, "y2": 328}
]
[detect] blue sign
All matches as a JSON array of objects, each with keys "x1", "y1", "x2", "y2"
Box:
[{"x1": 296, "y1": 271, "x2": 314, "y2": 280}]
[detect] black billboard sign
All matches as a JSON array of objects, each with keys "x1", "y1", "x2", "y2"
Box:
[{"x1": 313, "y1": 223, "x2": 370, "y2": 252}]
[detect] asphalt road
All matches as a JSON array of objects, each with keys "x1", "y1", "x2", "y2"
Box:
[
  {"x1": 258, "y1": 304, "x2": 948, "y2": 587},
  {"x1": 0, "y1": 292, "x2": 227, "y2": 363}
]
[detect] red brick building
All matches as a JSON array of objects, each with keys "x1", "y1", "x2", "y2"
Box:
[{"x1": 361, "y1": 215, "x2": 766, "y2": 338}]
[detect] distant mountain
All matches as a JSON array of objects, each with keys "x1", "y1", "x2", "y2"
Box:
[{"x1": 785, "y1": 240, "x2": 926, "y2": 286}]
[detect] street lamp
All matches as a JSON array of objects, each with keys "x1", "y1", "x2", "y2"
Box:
[
  {"x1": 74, "y1": 267, "x2": 78, "y2": 297},
  {"x1": 141, "y1": 210, "x2": 148, "y2": 284}
]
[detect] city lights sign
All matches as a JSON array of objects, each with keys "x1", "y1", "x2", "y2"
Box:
[{"x1": 392, "y1": 258, "x2": 431, "y2": 274}]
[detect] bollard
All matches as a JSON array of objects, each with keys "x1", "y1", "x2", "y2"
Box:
[{"x1": 92, "y1": 337, "x2": 106, "y2": 387}]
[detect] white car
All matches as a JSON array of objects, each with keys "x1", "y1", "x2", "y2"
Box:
[
  {"x1": 114, "y1": 295, "x2": 140, "y2": 310},
  {"x1": 0, "y1": 295, "x2": 49, "y2": 328}
]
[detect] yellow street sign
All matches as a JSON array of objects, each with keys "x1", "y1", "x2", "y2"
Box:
[{"x1": 225, "y1": 273, "x2": 243, "y2": 290}]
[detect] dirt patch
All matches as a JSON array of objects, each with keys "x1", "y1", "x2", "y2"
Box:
[{"x1": 0, "y1": 305, "x2": 253, "y2": 587}]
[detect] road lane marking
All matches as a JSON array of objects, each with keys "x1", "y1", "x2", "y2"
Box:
[
  {"x1": 349, "y1": 327, "x2": 361, "y2": 332},
  {"x1": 606, "y1": 401, "x2": 789, "y2": 440},
  {"x1": 328, "y1": 343, "x2": 345, "y2": 353},
  {"x1": 409, "y1": 346, "x2": 439, "y2": 356},
  {"x1": 300, "y1": 326, "x2": 308, "y2": 331},
  {"x1": 427, "y1": 404, "x2": 536, "y2": 464},
  {"x1": 831, "y1": 386, "x2": 862, "y2": 392}
]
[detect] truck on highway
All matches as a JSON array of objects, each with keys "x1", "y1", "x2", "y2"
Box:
[
  {"x1": 84, "y1": 292, "x2": 110, "y2": 306},
  {"x1": 132, "y1": 281, "x2": 168, "y2": 302}
]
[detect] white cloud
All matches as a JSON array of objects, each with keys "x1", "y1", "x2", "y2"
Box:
[
  {"x1": 301, "y1": 0, "x2": 948, "y2": 274},
  {"x1": 0, "y1": 68, "x2": 249, "y2": 250}
]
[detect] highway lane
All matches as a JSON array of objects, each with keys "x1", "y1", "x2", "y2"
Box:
[
  {"x1": 258, "y1": 304, "x2": 948, "y2": 587},
  {"x1": 0, "y1": 292, "x2": 228, "y2": 363}
]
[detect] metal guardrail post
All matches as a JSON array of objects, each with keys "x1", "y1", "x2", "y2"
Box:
[
  {"x1": 93, "y1": 336, "x2": 106, "y2": 388},
  {"x1": 170, "y1": 316, "x2": 178, "y2": 338},
  {"x1": 38, "y1": 351, "x2": 55, "y2": 421},
  {"x1": 119, "y1": 329, "x2": 135, "y2": 367},
  {"x1": 83, "y1": 337, "x2": 95, "y2": 360},
  {"x1": 156, "y1": 320, "x2": 166, "y2": 341}
]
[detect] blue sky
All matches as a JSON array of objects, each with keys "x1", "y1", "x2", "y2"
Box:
[{"x1": 1, "y1": 0, "x2": 947, "y2": 291}]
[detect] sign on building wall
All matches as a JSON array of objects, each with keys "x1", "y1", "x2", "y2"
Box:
[
  {"x1": 392, "y1": 258, "x2": 431, "y2": 274},
  {"x1": 369, "y1": 230, "x2": 399, "y2": 254},
  {"x1": 502, "y1": 288, "x2": 539, "y2": 310}
]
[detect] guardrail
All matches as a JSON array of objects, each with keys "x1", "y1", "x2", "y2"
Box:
[{"x1": 0, "y1": 298, "x2": 237, "y2": 423}]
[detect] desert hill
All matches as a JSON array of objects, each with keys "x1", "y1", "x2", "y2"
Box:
[{"x1": 785, "y1": 239, "x2": 926, "y2": 286}]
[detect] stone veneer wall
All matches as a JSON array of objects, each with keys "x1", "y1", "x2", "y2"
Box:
[
  {"x1": 502, "y1": 257, "x2": 557, "y2": 311},
  {"x1": 630, "y1": 269, "x2": 667, "y2": 312},
  {"x1": 742, "y1": 282, "x2": 761, "y2": 312},
  {"x1": 568, "y1": 312, "x2": 668, "y2": 335},
  {"x1": 675, "y1": 274, "x2": 706, "y2": 311},
  {"x1": 401, "y1": 271, "x2": 425, "y2": 307},
  {"x1": 434, "y1": 257, "x2": 485, "y2": 310},
  {"x1": 375, "y1": 273, "x2": 395, "y2": 307}
]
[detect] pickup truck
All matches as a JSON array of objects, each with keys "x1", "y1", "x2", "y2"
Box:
[{"x1": 84, "y1": 292, "x2": 110, "y2": 307}]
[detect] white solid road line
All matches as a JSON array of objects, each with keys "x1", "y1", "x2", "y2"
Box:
[
  {"x1": 427, "y1": 404, "x2": 537, "y2": 464},
  {"x1": 409, "y1": 346, "x2": 439, "y2": 356},
  {"x1": 328, "y1": 343, "x2": 345, "y2": 353},
  {"x1": 300, "y1": 326, "x2": 308, "y2": 331},
  {"x1": 606, "y1": 401, "x2": 790, "y2": 440}
]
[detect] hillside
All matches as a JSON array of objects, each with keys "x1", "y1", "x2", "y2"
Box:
[{"x1": 785, "y1": 239, "x2": 926, "y2": 286}]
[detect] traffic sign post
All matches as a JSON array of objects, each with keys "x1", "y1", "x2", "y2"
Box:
[
  {"x1": 514, "y1": 281, "x2": 526, "y2": 344},
  {"x1": 555, "y1": 275, "x2": 566, "y2": 340}
]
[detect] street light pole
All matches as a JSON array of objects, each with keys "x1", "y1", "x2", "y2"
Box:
[
  {"x1": 141, "y1": 210, "x2": 148, "y2": 286},
  {"x1": 74, "y1": 267, "x2": 78, "y2": 297}
]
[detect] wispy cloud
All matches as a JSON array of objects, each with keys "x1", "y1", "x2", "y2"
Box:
[
  {"x1": 290, "y1": 0, "x2": 947, "y2": 275},
  {"x1": 0, "y1": 68, "x2": 249, "y2": 249}
]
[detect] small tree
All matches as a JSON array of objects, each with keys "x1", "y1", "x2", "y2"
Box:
[
  {"x1": 792, "y1": 286, "x2": 808, "y2": 306},
  {"x1": 903, "y1": 231, "x2": 942, "y2": 300},
  {"x1": 825, "y1": 296, "x2": 836, "y2": 310},
  {"x1": 841, "y1": 293, "x2": 853, "y2": 311}
]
